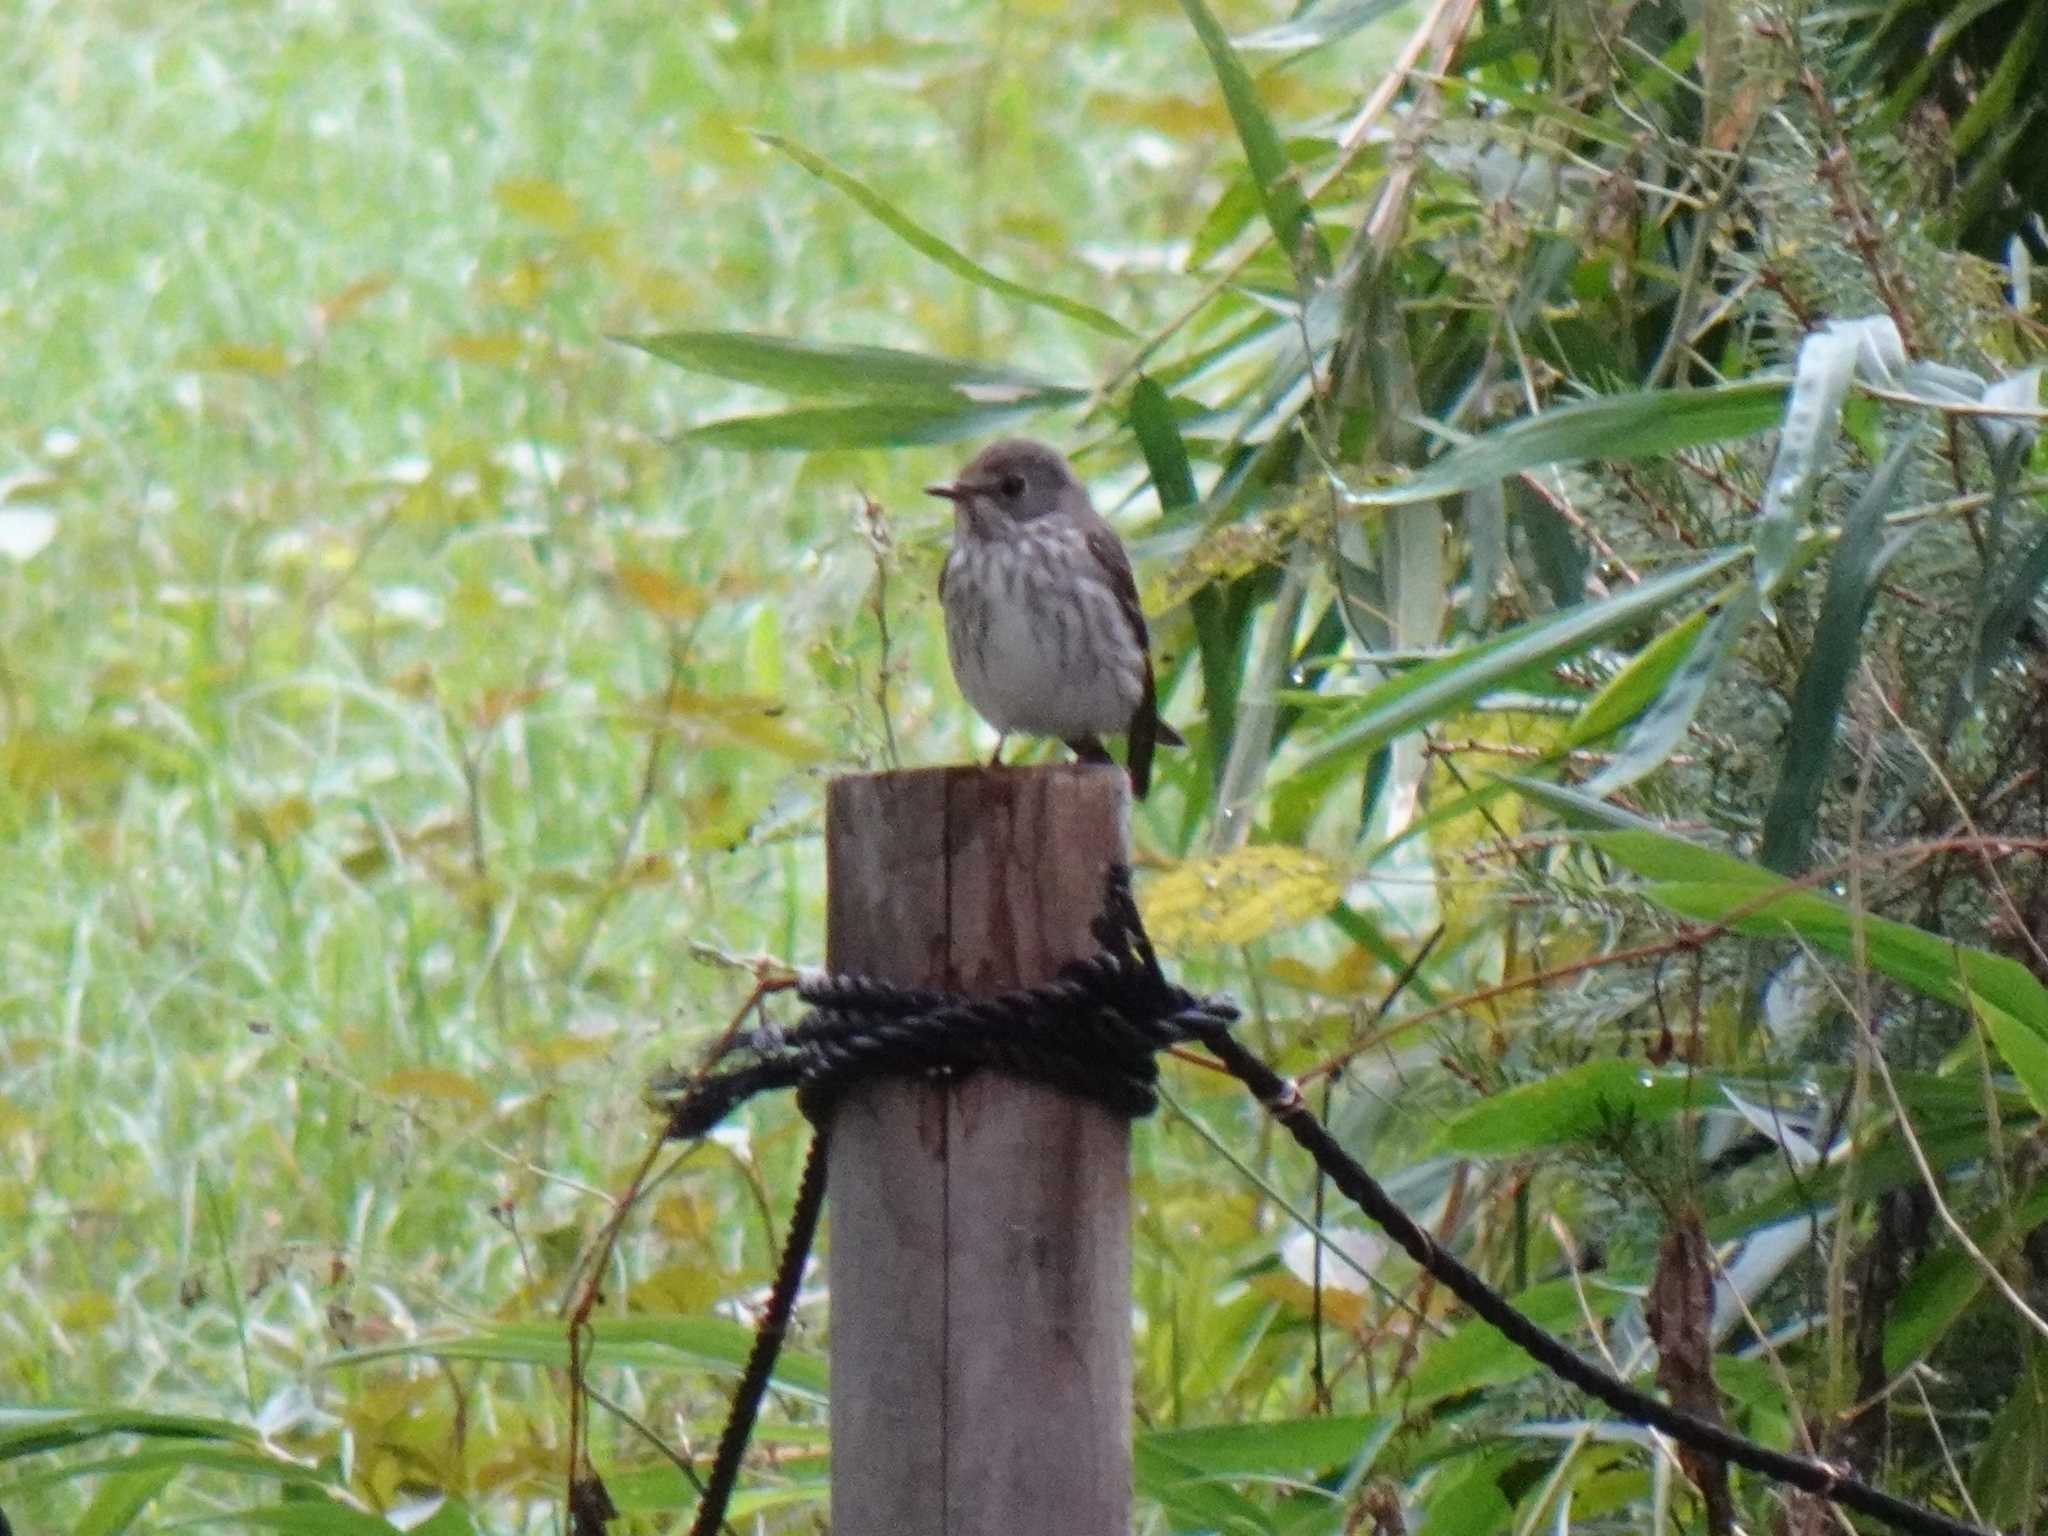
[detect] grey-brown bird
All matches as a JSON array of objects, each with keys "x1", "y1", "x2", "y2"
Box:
[{"x1": 928, "y1": 438, "x2": 1183, "y2": 798}]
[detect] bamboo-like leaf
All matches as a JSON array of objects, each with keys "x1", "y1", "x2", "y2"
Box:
[
  {"x1": 327, "y1": 1317, "x2": 829, "y2": 1402},
  {"x1": 182, "y1": 1505, "x2": 406, "y2": 1533},
  {"x1": 1274, "y1": 549, "x2": 1743, "y2": 821},
  {"x1": 0, "y1": 1407, "x2": 256, "y2": 1461},
  {"x1": 1760, "y1": 434, "x2": 1919, "y2": 873},
  {"x1": 1753, "y1": 316, "x2": 1903, "y2": 595},
  {"x1": 1405, "y1": 1276, "x2": 1633, "y2": 1401},
  {"x1": 1235, "y1": 0, "x2": 1410, "y2": 51},
  {"x1": 1950, "y1": 0, "x2": 2048, "y2": 156},
  {"x1": 620, "y1": 330, "x2": 1085, "y2": 404},
  {"x1": 682, "y1": 398, "x2": 1047, "y2": 451},
  {"x1": 1580, "y1": 587, "x2": 1758, "y2": 797},
  {"x1": 1885, "y1": 1184, "x2": 2048, "y2": 1372},
  {"x1": 1435, "y1": 1059, "x2": 1727, "y2": 1155},
  {"x1": 1516, "y1": 788, "x2": 2048, "y2": 1097},
  {"x1": 1176, "y1": 0, "x2": 1325, "y2": 272},
  {"x1": 1335, "y1": 381, "x2": 1790, "y2": 509},
  {"x1": 1138, "y1": 1414, "x2": 1388, "y2": 1485},
  {"x1": 1463, "y1": 481, "x2": 1507, "y2": 628},
  {"x1": 1129, "y1": 375, "x2": 1199, "y2": 512},
  {"x1": 756, "y1": 134, "x2": 1133, "y2": 338},
  {"x1": 1961, "y1": 521, "x2": 2048, "y2": 712},
  {"x1": 1563, "y1": 602, "x2": 1719, "y2": 748}
]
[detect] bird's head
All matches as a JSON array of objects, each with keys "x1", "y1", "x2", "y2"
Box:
[{"x1": 926, "y1": 438, "x2": 1086, "y2": 538}]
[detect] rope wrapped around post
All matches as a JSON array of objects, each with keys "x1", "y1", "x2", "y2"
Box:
[{"x1": 653, "y1": 866, "x2": 1990, "y2": 1536}]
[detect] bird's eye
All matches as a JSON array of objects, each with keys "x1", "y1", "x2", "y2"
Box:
[{"x1": 998, "y1": 473, "x2": 1025, "y2": 498}]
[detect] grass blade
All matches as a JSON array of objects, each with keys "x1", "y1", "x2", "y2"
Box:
[{"x1": 757, "y1": 133, "x2": 1133, "y2": 338}]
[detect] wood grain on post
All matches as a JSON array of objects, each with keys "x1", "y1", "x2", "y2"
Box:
[{"x1": 825, "y1": 763, "x2": 1132, "y2": 1536}]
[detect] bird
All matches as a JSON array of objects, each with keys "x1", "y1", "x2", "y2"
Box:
[{"x1": 928, "y1": 438, "x2": 1183, "y2": 798}]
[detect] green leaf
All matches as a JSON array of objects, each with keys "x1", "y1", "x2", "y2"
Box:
[
  {"x1": 618, "y1": 331, "x2": 1085, "y2": 405},
  {"x1": 1, "y1": 1445, "x2": 335, "y2": 1501},
  {"x1": 1235, "y1": 0, "x2": 1410, "y2": 51},
  {"x1": 327, "y1": 1316, "x2": 828, "y2": 1403},
  {"x1": 1957, "y1": 520, "x2": 2048, "y2": 722},
  {"x1": 75, "y1": 1463, "x2": 175, "y2": 1536},
  {"x1": 1710, "y1": 1117, "x2": 2014, "y2": 1240},
  {"x1": 1950, "y1": 0, "x2": 2048, "y2": 156},
  {"x1": 1137, "y1": 1414, "x2": 1389, "y2": 1479},
  {"x1": 0, "y1": 1408, "x2": 256, "y2": 1462},
  {"x1": 1336, "y1": 381, "x2": 1789, "y2": 509},
  {"x1": 756, "y1": 133, "x2": 1132, "y2": 338},
  {"x1": 1580, "y1": 587, "x2": 1758, "y2": 796},
  {"x1": 1404, "y1": 1276, "x2": 1633, "y2": 1402},
  {"x1": 1130, "y1": 376, "x2": 1199, "y2": 512},
  {"x1": 1176, "y1": 0, "x2": 1325, "y2": 273},
  {"x1": 681, "y1": 398, "x2": 1048, "y2": 451},
  {"x1": 1513, "y1": 785, "x2": 2048, "y2": 1096},
  {"x1": 179, "y1": 1504, "x2": 405, "y2": 1533},
  {"x1": 1885, "y1": 1182, "x2": 2048, "y2": 1372},
  {"x1": 1275, "y1": 549, "x2": 1744, "y2": 822},
  {"x1": 1433, "y1": 1059, "x2": 1718, "y2": 1155},
  {"x1": 1563, "y1": 602, "x2": 1717, "y2": 747},
  {"x1": 1134, "y1": 1439, "x2": 1278, "y2": 1532},
  {"x1": 1760, "y1": 433, "x2": 1919, "y2": 873}
]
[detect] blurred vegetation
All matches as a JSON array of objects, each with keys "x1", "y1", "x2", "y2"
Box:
[{"x1": 3, "y1": 0, "x2": 2047, "y2": 1533}]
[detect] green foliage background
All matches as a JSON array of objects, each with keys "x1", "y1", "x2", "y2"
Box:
[{"x1": 4, "y1": 1, "x2": 2047, "y2": 1533}]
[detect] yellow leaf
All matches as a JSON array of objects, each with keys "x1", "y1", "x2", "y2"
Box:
[
  {"x1": 516, "y1": 1035, "x2": 610, "y2": 1072},
  {"x1": 58, "y1": 1292, "x2": 118, "y2": 1331},
  {"x1": 440, "y1": 333, "x2": 524, "y2": 367},
  {"x1": 189, "y1": 342, "x2": 290, "y2": 376},
  {"x1": 492, "y1": 176, "x2": 581, "y2": 233},
  {"x1": 376, "y1": 1068, "x2": 489, "y2": 1111},
  {"x1": 235, "y1": 795, "x2": 314, "y2": 846},
  {"x1": 1248, "y1": 1269, "x2": 1365, "y2": 1329},
  {"x1": 616, "y1": 563, "x2": 707, "y2": 621},
  {"x1": 630, "y1": 1262, "x2": 727, "y2": 1314},
  {"x1": 476, "y1": 258, "x2": 552, "y2": 310},
  {"x1": 314, "y1": 274, "x2": 393, "y2": 332},
  {"x1": 1141, "y1": 846, "x2": 1342, "y2": 948}
]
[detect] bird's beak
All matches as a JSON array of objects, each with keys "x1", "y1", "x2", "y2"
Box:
[{"x1": 925, "y1": 481, "x2": 966, "y2": 501}]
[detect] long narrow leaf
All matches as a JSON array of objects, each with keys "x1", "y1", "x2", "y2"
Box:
[
  {"x1": 1580, "y1": 587, "x2": 1758, "y2": 797},
  {"x1": 1753, "y1": 316, "x2": 1903, "y2": 594},
  {"x1": 1760, "y1": 433, "x2": 1920, "y2": 872},
  {"x1": 1335, "y1": 381, "x2": 1789, "y2": 509},
  {"x1": 1513, "y1": 781, "x2": 2048, "y2": 1064},
  {"x1": 1177, "y1": 0, "x2": 1326, "y2": 272},
  {"x1": 1236, "y1": 0, "x2": 1410, "y2": 51},
  {"x1": 619, "y1": 331, "x2": 1085, "y2": 404},
  {"x1": 757, "y1": 134, "x2": 1133, "y2": 338},
  {"x1": 682, "y1": 398, "x2": 1046, "y2": 451},
  {"x1": 1275, "y1": 549, "x2": 1744, "y2": 819}
]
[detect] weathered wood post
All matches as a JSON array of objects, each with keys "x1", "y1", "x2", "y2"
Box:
[{"x1": 824, "y1": 763, "x2": 1132, "y2": 1535}]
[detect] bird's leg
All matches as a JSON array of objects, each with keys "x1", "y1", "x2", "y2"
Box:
[
  {"x1": 988, "y1": 734, "x2": 1007, "y2": 767},
  {"x1": 1064, "y1": 734, "x2": 1113, "y2": 765}
]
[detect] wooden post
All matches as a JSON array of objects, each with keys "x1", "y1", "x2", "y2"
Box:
[{"x1": 824, "y1": 763, "x2": 1132, "y2": 1536}]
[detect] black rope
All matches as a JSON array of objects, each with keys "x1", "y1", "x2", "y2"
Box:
[
  {"x1": 683, "y1": 1125, "x2": 830, "y2": 1536},
  {"x1": 654, "y1": 866, "x2": 1990, "y2": 1536}
]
